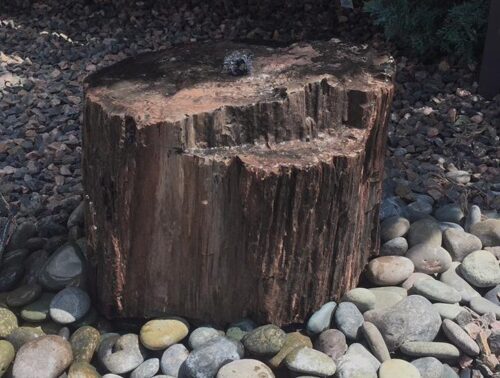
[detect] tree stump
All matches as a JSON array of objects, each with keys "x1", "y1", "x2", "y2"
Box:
[{"x1": 83, "y1": 40, "x2": 395, "y2": 326}]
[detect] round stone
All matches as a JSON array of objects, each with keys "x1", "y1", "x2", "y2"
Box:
[
  {"x1": 12, "y1": 335, "x2": 73, "y2": 378},
  {"x1": 379, "y1": 359, "x2": 420, "y2": 378},
  {"x1": 363, "y1": 295, "x2": 442, "y2": 352},
  {"x1": 439, "y1": 222, "x2": 464, "y2": 232},
  {"x1": 313, "y1": 329, "x2": 347, "y2": 363},
  {"x1": 306, "y1": 301, "x2": 336, "y2": 335},
  {"x1": 180, "y1": 337, "x2": 243, "y2": 378},
  {"x1": 6, "y1": 283, "x2": 42, "y2": 308},
  {"x1": 380, "y1": 216, "x2": 410, "y2": 242},
  {"x1": 188, "y1": 327, "x2": 223, "y2": 349},
  {"x1": 160, "y1": 344, "x2": 189, "y2": 376},
  {"x1": 38, "y1": 242, "x2": 86, "y2": 290},
  {"x1": 70, "y1": 326, "x2": 101, "y2": 362},
  {"x1": 400, "y1": 341, "x2": 460, "y2": 359},
  {"x1": 442, "y1": 229, "x2": 482, "y2": 262},
  {"x1": 380, "y1": 237, "x2": 408, "y2": 256},
  {"x1": 402, "y1": 272, "x2": 434, "y2": 290},
  {"x1": 6, "y1": 222, "x2": 36, "y2": 250},
  {"x1": 469, "y1": 297, "x2": 500, "y2": 318},
  {"x1": 130, "y1": 358, "x2": 160, "y2": 378},
  {"x1": 361, "y1": 321, "x2": 390, "y2": 362},
  {"x1": 460, "y1": 250, "x2": 500, "y2": 288},
  {"x1": 440, "y1": 262, "x2": 480, "y2": 302},
  {"x1": 0, "y1": 308, "x2": 18, "y2": 338},
  {"x1": 0, "y1": 264, "x2": 24, "y2": 292},
  {"x1": 285, "y1": 347, "x2": 336, "y2": 376},
  {"x1": 412, "y1": 279, "x2": 461, "y2": 304},
  {"x1": 470, "y1": 219, "x2": 500, "y2": 247},
  {"x1": 408, "y1": 218, "x2": 442, "y2": 247},
  {"x1": 369, "y1": 287, "x2": 407, "y2": 310},
  {"x1": 98, "y1": 333, "x2": 146, "y2": 374},
  {"x1": 20, "y1": 293, "x2": 54, "y2": 322},
  {"x1": 6, "y1": 326, "x2": 45, "y2": 351},
  {"x1": 434, "y1": 204, "x2": 464, "y2": 224},
  {"x1": 465, "y1": 205, "x2": 481, "y2": 232},
  {"x1": 446, "y1": 170, "x2": 470, "y2": 185},
  {"x1": 242, "y1": 324, "x2": 285, "y2": 356},
  {"x1": 334, "y1": 302, "x2": 363, "y2": 340},
  {"x1": 366, "y1": 256, "x2": 414, "y2": 286},
  {"x1": 442, "y1": 319, "x2": 479, "y2": 356},
  {"x1": 0, "y1": 340, "x2": 15, "y2": 377},
  {"x1": 432, "y1": 303, "x2": 468, "y2": 320},
  {"x1": 411, "y1": 357, "x2": 444, "y2": 378},
  {"x1": 268, "y1": 332, "x2": 311, "y2": 368},
  {"x1": 217, "y1": 359, "x2": 275, "y2": 378},
  {"x1": 406, "y1": 243, "x2": 452, "y2": 274},
  {"x1": 406, "y1": 200, "x2": 433, "y2": 222},
  {"x1": 49, "y1": 287, "x2": 91, "y2": 324},
  {"x1": 335, "y1": 343, "x2": 380, "y2": 378},
  {"x1": 140, "y1": 318, "x2": 189, "y2": 350},
  {"x1": 341, "y1": 288, "x2": 376, "y2": 312},
  {"x1": 68, "y1": 361, "x2": 100, "y2": 378}
]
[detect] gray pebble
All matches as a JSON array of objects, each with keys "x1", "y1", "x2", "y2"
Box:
[{"x1": 334, "y1": 302, "x2": 363, "y2": 340}]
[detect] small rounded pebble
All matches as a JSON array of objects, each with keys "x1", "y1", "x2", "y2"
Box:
[
  {"x1": 0, "y1": 308, "x2": 18, "y2": 338},
  {"x1": 334, "y1": 302, "x2": 363, "y2": 340},
  {"x1": 411, "y1": 357, "x2": 444, "y2": 378},
  {"x1": 70, "y1": 326, "x2": 101, "y2": 362},
  {"x1": 98, "y1": 333, "x2": 146, "y2": 374},
  {"x1": 313, "y1": 329, "x2": 347, "y2": 363},
  {"x1": 408, "y1": 218, "x2": 442, "y2": 247},
  {"x1": 442, "y1": 319, "x2": 479, "y2": 356},
  {"x1": 268, "y1": 332, "x2": 311, "y2": 368},
  {"x1": 161, "y1": 344, "x2": 188, "y2": 376},
  {"x1": 140, "y1": 318, "x2": 189, "y2": 350},
  {"x1": 242, "y1": 324, "x2": 285, "y2": 356},
  {"x1": 285, "y1": 347, "x2": 336, "y2": 376},
  {"x1": 306, "y1": 301, "x2": 336, "y2": 335},
  {"x1": 6, "y1": 326, "x2": 45, "y2": 351},
  {"x1": 460, "y1": 250, "x2": 500, "y2": 288},
  {"x1": 6, "y1": 283, "x2": 42, "y2": 308},
  {"x1": 0, "y1": 340, "x2": 15, "y2": 377},
  {"x1": 217, "y1": 359, "x2": 275, "y2": 378},
  {"x1": 402, "y1": 273, "x2": 434, "y2": 290},
  {"x1": 469, "y1": 297, "x2": 500, "y2": 318},
  {"x1": 470, "y1": 219, "x2": 500, "y2": 247},
  {"x1": 432, "y1": 303, "x2": 467, "y2": 320},
  {"x1": 188, "y1": 327, "x2": 223, "y2": 349},
  {"x1": 49, "y1": 287, "x2": 91, "y2": 324},
  {"x1": 130, "y1": 358, "x2": 160, "y2": 378},
  {"x1": 367, "y1": 256, "x2": 414, "y2": 286},
  {"x1": 380, "y1": 237, "x2": 408, "y2": 256},
  {"x1": 379, "y1": 359, "x2": 421, "y2": 378},
  {"x1": 20, "y1": 293, "x2": 54, "y2": 322},
  {"x1": 406, "y1": 243, "x2": 452, "y2": 274},
  {"x1": 361, "y1": 321, "x2": 390, "y2": 362},
  {"x1": 380, "y1": 216, "x2": 410, "y2": 241}
]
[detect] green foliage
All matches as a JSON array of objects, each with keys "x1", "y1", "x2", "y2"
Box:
[{"x1": 363, "y1": 0, "x2": 489, "y2": 62}]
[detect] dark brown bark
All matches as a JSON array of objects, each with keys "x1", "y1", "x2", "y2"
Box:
[{"x1": 83, "y1": 40, "x2": 395, "y2": 326}]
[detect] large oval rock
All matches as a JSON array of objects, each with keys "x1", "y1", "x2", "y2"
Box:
[
  {"x1": 242, "y1": 324, "x2": 285, "y2": 356},
  {"x1": 38, "y1": 243, "x2": 86, "y2": 290},
  {"x1": 306, "y1": 301, "x2": 336, "y2": 335},
  {"x1": 406, "y1": 243, "x2": 452, "y2": 274},
  {"x1": 380, "y1": 216, "x2": 410, "y2": 242},
  {"x1": 443, "y1": 229, "x2": 482, "y2": 262},
  {"x1": 334, "y1": 302, "x2": 363, "y2": 340},
  {"x1": 12, "y1": 335, "x2": 73, "y2": 378},
  {"x1": 366, "y1": 256, "x2": 414, "y2": 286},
  {"x1": 459, "y1": 250, "x2": 500, "y2": 288},
  {"x1": 470, "y1": 219, "x2": 500, "y2": 247},
  {"x1": 140, "y1": 318, "x2": 189, "y2": 350},
  {"x1": 341, "y1": 288, "x2": 376, "y2": 312},
  {"x1": 411, "y1": 357, "x2": 444, "y2": 378},
  {"x1": 442, "y1": 319, "x2": 479, "y2": 356},
  {"x1": 440, "y1": 262, "x2": 481, "y2": 303},
  {"x1": 217, "y1": 359, "x2": 275, "y2": 378},
  {"x1": 179, "y1": 337, "x2": 243, "y2": 378},
  {"x1": 363, "y1": 295, "x2": 441, "y2": 351},
  {"x1": 361, "y1": 321, "x2": 390, "y2": 363},
  {"x1": 335, "y1": 343, "x2": 380, "y2": 378},
  {"x1": 285, "y1": 347, "x2": 336, "y2": 376},
  {"x1": 98, "y1": 333, "x2": 146, "y2": 374},
  {"x1": 408, "y1": 218, "x2": 442, "y2": 247},
  {"x1": 379, "y1": 359, "x2": 420, "y2": 378},
  {"x1": 49, "y1": 287, "x2": 91, "y2": 324},
  {"x1": 400, "y1": 341, "x2": 460, "y2": 359}
]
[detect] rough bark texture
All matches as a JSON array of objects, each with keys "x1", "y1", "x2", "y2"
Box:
[{"x1": 83, "y1": 40, "x2": 395, "y2": 326}]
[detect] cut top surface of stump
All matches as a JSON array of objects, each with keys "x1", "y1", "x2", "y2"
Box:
[{"x1": 85, "y1": 40, "x2": 394, "y2": 150}]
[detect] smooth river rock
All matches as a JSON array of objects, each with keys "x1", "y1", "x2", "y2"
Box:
[
  {"x1": 0, "y1": 340, "x2": 15, "y2": 377},
  {"x1": 98, "y1": 333, "x2": 146, "y2": 374},
  {"x1": 380, "y1": 216, "x2": 410, "y2": 242},
  {"x1": 366, "y1": 256, "x2": 414, "y2": 286},
  {"x1": 380, "y1": 237, "x2": 408, "y2": 256},
  {"x1": 442, "y1": 319, "x2": 479, "y2": 356},
  {"x1": 130, "y1": 358, "x2": 160, "y2": 378},
  {"x1": 313, "y1": 329, "x2": 347, "y2": 363},
  {"x1": 242, "y1": 324, "x2": 285, "y2": 356},
  {"x1": 285, "y1": 347, "x2": 336, "y2": 377},
  {"x1": 49, "y1": 287, "x2": 91, "y2": 324},
  {"x1": 70, "y1": 326, "x2": 100, "y2": 362},
  {"x1": 470, "y1": 219, "x2": 500, "y2": 247},
  {"x1": 6, "y1": 283, "x2": 42, "y2": 308},
  {"x1": 140, "y1": 318, "x2": 189, "y2": 350},
  {"x1": 38, "y1": 243, "x2": 86, "y2": 290},
  {"x1": 459, "y1": 250, "x2": 500, "y2": 288},
  {"x1": 0, "y1": 308, "x2": 18, "y2": 338},
  {"x1": 379, "y1": 359, "x2": 421, "y2": 378},
  {"x1": 432, "y1": 303, "x2": 468, "y2": 321},
  {"x1": 408, "y1": 218, "x2": 442, "y2": 247},
  {"x1": 335, "y1": 343, "x2": 380, "y2": 378},
  {"x1": 334, "y1": 302, "x2": 363, "y2": 340},
  {"x1": 406, "y1": 243, "x2": 452, "y2": 274},
  {"x1": 188, "y1": 327, "x2": 223, "y2": 350},
  {"x1": 434, "y1": 204, "x2": 464, "y2": 224},
  {"x1": 400, "y1": 341, "x2": 460, "y2": 359},
  {"x1": 268, "y1": 332, "x2": 311, "y2": 368},
  {"x1": 306, "y1": 301, "x2": 336, "y2": 335},
  {"x1": 217, "y1": 359, "x2": 275, "y2": 378},
  {"x1": 443, "y1": 229, "x2": 482, "y2": 262},
  {"x1": 411, "y1": 357, "x2": 444, "y2": 378},
  {"x1": 469, "y1": 297, "x2": 500, "y2": 318},
  {"x1": 439, "y1": 262, "x2": 480, "y2": 303},
  {"x1": 402, "y1": 272, "x2": 434, "y2": 290},
  {"x1": 20, "y1": 293, "x2": 54, "y2": 322},
  {"x1": 341, "y1": 288, "x2": 376, "y2": 312},
  {"x1": 12, "y1": 335, "x2": 73, "y2": 378},
  {"x1": 161, "y1": 344, "x2": 189, "y2": 377},
  {"x1": 411, "y1": 279, "x2": 461, "y2": 304},
  {"x1": 363, "y1": 295, "x2": 441, "y2": 351},
  {"x1": 369, "y1": 287, "x2": 407, "y2": 310},
  {"x1": 361, "y1": 321, "x2": 390, "y2": 362}
]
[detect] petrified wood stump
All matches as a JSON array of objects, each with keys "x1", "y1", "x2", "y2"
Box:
[{"x1": 83, "y1": 40, "x2": 395, "y2": 325}]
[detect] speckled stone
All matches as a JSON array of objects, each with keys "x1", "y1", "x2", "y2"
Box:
[
  {"x1": 442, "y1": 319, "x2": 479, "y2": 356},
  {"x1": 400, "y1": 341, "x2": 460, "y2": 359},
  {"x1": 268, "y1": 332, "x2": 311, "y2": 368},
  {"x1": 160, "y1": 344, "x2": 188, "y2": 377},
  {"x1": 130, "y1": 358, "x2": 160, "y2": 378},
  {"x1": 285, "y1": 347, "x2": 336, "y2": 376},
  {"x1": 70, "y1": 326, "x2": 100, "y2": 362},
  {"x1": 217, "y1": 359, "x2": 275, "y2": 378},
  {"x1": 406, "y1": 243, "x2": 452, "y2": 274},
  {"x1": 0, "y1": 340, "x2": 15, "y2": 377},
  {"x1": 305, "y1": 301, "x2": 336, "y2": 335},
  {"x1": 140, "y1": 318, "x2": 189, "y2": 350},
  {"x1": 68, "y1": 361, "x2": 100, "y2": 378},
  {"x1": 242, "y1": 325, "x2": 286, "y2": 356},
  {"x1": 443, "y1": 229, "x2": 482, "y2": 262},
  {"x1": 379, "y1": 359, "x2": 420, "y2": 378},
  {"x1": 12, "y1": 335, "x2": 73, "y2": 378},
  {"x1": 460, "y1": 250, "x2": 500, "y2": 288},
  {"x1": 0, "y1": 308, "x2": 18, "y2": 338},
  {"x1": 188, "y1": 327, "x2": 224, "y2": 349},
  {"x1": 366, "y1": 256, "x2": 414, "y2": 286}
]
